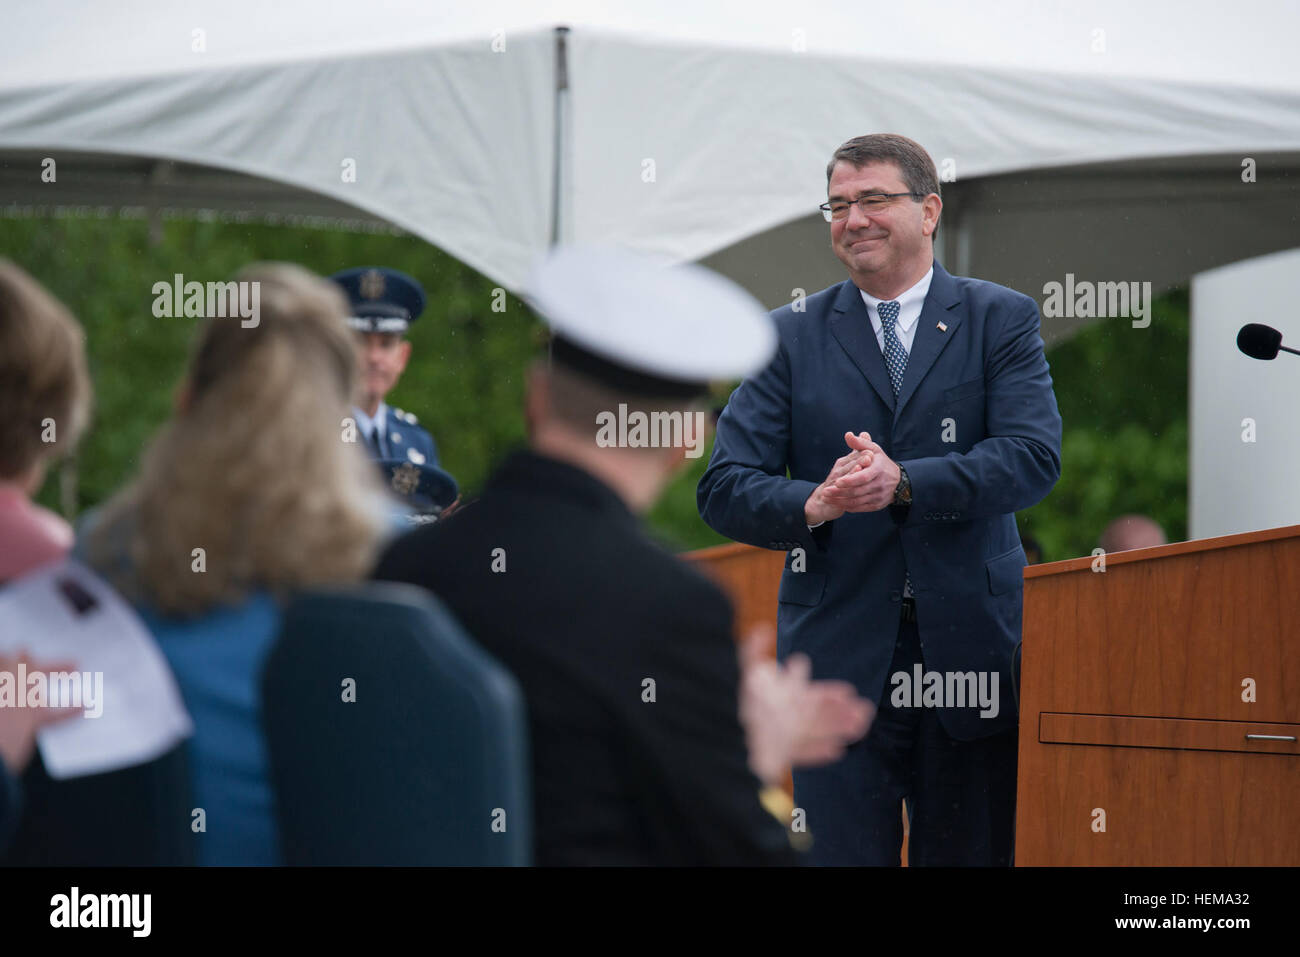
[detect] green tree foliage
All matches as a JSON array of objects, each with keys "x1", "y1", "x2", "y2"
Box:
[{"x1": 1017, "y1": 289, "x2": 1189, "y2": 561}]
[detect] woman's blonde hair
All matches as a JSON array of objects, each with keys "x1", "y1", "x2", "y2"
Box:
[
  {"x1": 0, "y1": 259, "x2": 92, "y2": 480},
  {"x1": 88, "y1": 262, "x2": 387, "y2": 616}
]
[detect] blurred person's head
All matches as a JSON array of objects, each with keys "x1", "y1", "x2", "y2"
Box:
[
  {"x1": 88, "y1": 263, "x2": 387, "y2": 616},
  {"x1": 521, "y1": 245, "x2": 775, "y2": 514},
  {"x1": 1098, "y1": 514, "x2": 1167, "y2": 554},
  {"x1": 1020, "y1": 534, "x2": 1043, "y2": 565},
  {"x1": 825, "y1": 133, "x2": 942, "y2": 297},
  {"x1": 0, "y1": 259, "x2": 92, "y2": 494},
  {"x1": 524, "y1": 358, "x2": 703, "y2": 513}
]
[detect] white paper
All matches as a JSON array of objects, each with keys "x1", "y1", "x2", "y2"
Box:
[{"x1": 0, "y1": 559, "x2": 193, "y2": 779}]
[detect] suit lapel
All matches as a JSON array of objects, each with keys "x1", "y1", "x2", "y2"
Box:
[
  {"x1": 895, "y1": 261, "x2": 963, "y2": 417},
  {"x1": 829, "y1": 281, "x2": 895, "y2": 411}
]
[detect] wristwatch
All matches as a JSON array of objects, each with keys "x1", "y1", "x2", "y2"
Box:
[{"x1": 893, "y1": 465, "x2": 912, "y2": 506}]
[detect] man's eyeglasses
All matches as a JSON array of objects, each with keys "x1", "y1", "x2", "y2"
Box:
[{"x1": 820, "y1": 192, "x2": 923, "y2": 222}]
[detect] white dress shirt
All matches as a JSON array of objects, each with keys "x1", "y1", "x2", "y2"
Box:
[
  {"x1": 352, "y1": 402, "x2": 390, "y2": 458},
  {"x1": 859, "y1": 265, "x2": 934, "y2": 356}
]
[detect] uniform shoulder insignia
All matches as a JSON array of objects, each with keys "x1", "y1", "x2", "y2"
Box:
[{"x1": 396, "y1": 408, "x2": 418, "y2": 424}]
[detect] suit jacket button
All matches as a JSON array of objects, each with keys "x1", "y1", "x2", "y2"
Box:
[{"x1": 889, "y1": 590, "x2": 901, "y2": 602}]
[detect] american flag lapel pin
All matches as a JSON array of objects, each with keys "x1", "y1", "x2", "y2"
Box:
[{"x1": 937, "y1": 321, "x2": 948, "y2": 332}]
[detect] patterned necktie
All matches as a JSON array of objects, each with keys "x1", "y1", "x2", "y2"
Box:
[
  {"x1": 878, "y1": 300, "x2": 914, "y2": 601},
  {"x1": 878, "y1": 300, "x2": 908, "y2": 397}
]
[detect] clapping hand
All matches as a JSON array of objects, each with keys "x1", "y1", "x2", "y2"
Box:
[{"x1": 738, "y1": 625, "x2": 875, "y2": 787}]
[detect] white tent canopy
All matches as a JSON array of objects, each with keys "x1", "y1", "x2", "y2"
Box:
[{"x1": 2, "y1": 0, "x2": 1299, "y2": 315}]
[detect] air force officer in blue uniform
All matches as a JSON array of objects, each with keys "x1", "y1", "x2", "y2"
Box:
[
  {"x1": 698, "y1": 134, "x2": 1062, "y2": 866},
  {"x1": 331, "y1": 267, "x2": 441, "y2": 471}
]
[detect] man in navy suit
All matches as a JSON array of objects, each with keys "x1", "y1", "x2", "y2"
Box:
[{"x1": 697, "y1": 134, "x2": 1062, "y2": 865}]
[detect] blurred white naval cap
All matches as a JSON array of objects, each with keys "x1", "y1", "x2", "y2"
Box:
[{"x1": 525, "y1": 244, "x2": 777, "y2": 398}]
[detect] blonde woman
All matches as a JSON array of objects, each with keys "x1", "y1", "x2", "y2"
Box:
[{"x1": 83, "y1": 262, "x2": 390, "y2": 865}]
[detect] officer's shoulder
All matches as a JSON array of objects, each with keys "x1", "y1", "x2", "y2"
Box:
[
  {"x1": 630, "y1": 536, "x2": 734, "y2": 618},
  {"x1": 650, "y1": 556, "x2": 736, "y2": 652},
  {"x1": 392, "y1": 407, "x2": 420, "y2": 426}
]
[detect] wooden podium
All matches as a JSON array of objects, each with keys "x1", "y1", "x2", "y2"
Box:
[{"x1": 1016, "y1": 524, "x2": 1300, "y2": 865}]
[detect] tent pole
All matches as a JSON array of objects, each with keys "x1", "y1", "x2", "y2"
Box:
[{"x1": 549, "y1": 26, "x2": 571, "y2": 249}]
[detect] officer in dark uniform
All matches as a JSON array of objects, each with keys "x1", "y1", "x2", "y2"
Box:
[
  {"x1": 373, "y1": 246, "x2": 871, "y2": 864},
  {"x1": 331, "y1": 267, "x2": 441, "y2": 470},
  {"x1": 331, "y1": 267, "x2": 456, "y2": 516}
]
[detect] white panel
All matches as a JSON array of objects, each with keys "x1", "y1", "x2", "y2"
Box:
[{"x1": 1190, "y1": 248, "x2": 1300, "y2": 539}]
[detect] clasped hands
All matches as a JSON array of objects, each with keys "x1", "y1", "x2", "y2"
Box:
[{"x1": 803, "y1": 431, "x2": 900, "y2": 525}]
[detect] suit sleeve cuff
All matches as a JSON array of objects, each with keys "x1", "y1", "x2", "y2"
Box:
[
  {"x1": 892, "y1": 457, "x2": 960, "y2": 526},
  {"x1": 763, "y1": 479, "x2": 824, "y2": 551}
]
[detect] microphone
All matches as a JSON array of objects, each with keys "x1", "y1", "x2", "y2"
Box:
[{"x1": 1237, "y1": 323, "x2": 1300, "y2": 360}]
